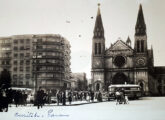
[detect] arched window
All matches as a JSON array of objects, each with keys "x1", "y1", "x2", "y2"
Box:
[
  {"x1": 137, "y1": 41, "x2": 140, "y2": 52},
  {"x1": 141, "y1": 40, "x2": 144, "y2": 52},
  {"x1": 95, "y1": 43, "x2": 97, "y2": 54},
  {"x1": 98, "y1": 43, "x2": 101, "y2": 54}
]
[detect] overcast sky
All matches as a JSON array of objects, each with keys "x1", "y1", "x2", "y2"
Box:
[{"x1": 0, "y1": 0, "x2": 165, "y2": 79}]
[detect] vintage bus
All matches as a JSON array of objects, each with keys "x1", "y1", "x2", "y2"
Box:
[{"x1": 108, "y1": 84, "x2": 142, "y2": 100}]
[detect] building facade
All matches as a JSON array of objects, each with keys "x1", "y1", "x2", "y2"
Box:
[
  {"x1": 70, "y1": 73, "x2": 88, "y2": 91},
  {"x1": 33, "y1": 34, "x2": 71, "y2": 91},
  {"x1": 91, "y1": 4, "x2": 165, "y2": 95},
  {"x1": 0, "y1": 34, "x2": 71, "y2": 91}
]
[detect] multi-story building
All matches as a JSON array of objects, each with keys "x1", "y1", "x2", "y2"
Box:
[
  {"x1": 12, "y1": 35, "x2": 33, "y2": 88},
  {"x1": 0, "y1": 37, "x2": 12, "y2": 72},
  {"x1": 33, "y1": 34, "x2": 71, "y2": 91},
  {"x1": 0, "y1": 34, "x2": 71, "y2": 91}
]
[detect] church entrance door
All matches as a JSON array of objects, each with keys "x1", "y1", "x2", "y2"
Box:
[
  {"x1": 112, "y1": 72, "x2": 128, "y2": 84},
  {"x1": 96, "y1": 83, "x2": 100, "y2": 91}
]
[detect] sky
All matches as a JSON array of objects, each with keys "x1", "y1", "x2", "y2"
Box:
[{"x1": 0, "y1": 0, "x2": 165, "y2": 79}]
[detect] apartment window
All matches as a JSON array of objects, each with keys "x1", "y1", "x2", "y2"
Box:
[
  {"x1": 25, "y1": 74, "x2": 30, "y2": 79},
  {"x1": 43, "y1": 45, "x2": 46, "y2": 49},
  {"x1": 40, "y1": 66, "x2": 46, "y2": 70},
  {"x1": 5, "y1": 53, "x2": 10, "y2": 58},
  {"x1": 37, "y1": 39, "x2": 42, "y2": 42},
  {"x1": 52, "y1": 60, "x2": 56, "y2": 63},
  {"x1": 26, "y1": 60, "x2": 30, "y2": 65},
  {"x1": 47, "y1": 67, "x2": 54, "y2": 70},
  {"x1": 13, "y1": 67, "x2": 17, "y2": 71},
  {"x1": 20, "y1": 67, "x2": 23, "y2": 72},
  {"x1": 20, "y1": 53, "x2": 24, "y2": 58},
  {"x1": 20, "y1": 39, "x2": 24, "y2": 44},
  {"x1": 13, "y1": 60, "x2": 17, "y2": 65},
  {"x1": 6, "y1": 61, "x2": 10, "y2": 65},
  {"x1": 39, "y1": 59, "x2": 46, "y2": 63},
  {"x1": 25, "y1": 46, "x2": 30, "y2": 50},
  {"x1": 26, "y1": 67, "x2": 30, "y2": 72},
  {"x1": 20, "y1": 46, "x2": 24, "y2": 50},
  {"x1": 47, "y1": 59, "x2": 54, "y2": 63},
  {"x1": 14, "y1": 53, "x2": 18, "y2": 58},
  {"x1": 26, "y1": 39, "x2": 30, "y2": 44},
  {"x1": 14, "y1": 40, "x2": 18, "y2": 44},
  {"x1": 1, "y1": 61, "x2": 5, "y2": 65},
  {"x1": 20, "y1": 60, "x2": 24, "y2": 65},
  {"x1": 19, "y1": 74, "x2": 23, "y2": 79},
  {"x1": 36, "y1": 45, "x2": 42, "y2": 49},
  {"x1": 38, "y1": 73, "x2": 46, "y2": 78},
  {"x1": 13, "y1": 46, "x2": 18, "y2": 51},
  {"x1": 26, "y1": 81, "x2": 29, "y2": 86},
  {"x1": 13, "y1": 74, "x2": 17, "y2": 79},
  {"x1": 25, "y1": 53, "x2": 30, "y2": 57},
  {"x1": 19, "y1": 81, "x2": 23, "y2": 85},
  {"x1": 46, "y1": 73, "x2": 53, "y2": 77}
]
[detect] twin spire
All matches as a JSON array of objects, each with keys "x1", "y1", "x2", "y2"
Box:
[
  {"x1": 93, "y1": 4, "x2": 146, "y2": 38},
  {"x1": 135, "y1": 4, "x2": 146, "y2": 36},
  {"x1": 93, "y1": 3, "x2": 104, "y2": 39}
]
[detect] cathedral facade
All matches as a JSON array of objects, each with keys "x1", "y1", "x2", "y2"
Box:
[{"x1": 91, "y1": 4, "x2": 165, "y2": 95}]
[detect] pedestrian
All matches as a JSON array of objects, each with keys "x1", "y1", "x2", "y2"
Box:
[
  {"x1": 56, "y1": 91, "x2": 61, "y2": 105},
  {"x1": 68, "y1": 91, "x2": 72, "y2": 105},
  {"x1": 62, "y1": 91, "x2": 66, "y2": 105},
  {"x1": 36, "y1": 87, "x2": 44, "y2": 109},
  {"x1": 14, "y1": 90, "x2": 19, "y2": 107},
  {"x1": 1, "y1": 89, "x2": 8, "y2": 112},
  {"x1": 115, "y1": 90, "x2": 122, "y2": 105},
  {"x1": 86, "y1": 92, "x2": 90, "y2": 102},
  {"x1": 91, "y1": 91, "x2": 94, "y2": 102},
  {"x1": 98, "y1": 91, "x2": 102, "y2": 102}
]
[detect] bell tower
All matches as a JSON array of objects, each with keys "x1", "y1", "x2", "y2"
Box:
[
  {"x1": 134, "y1": 4, "x2": 149, "y2": 94},
  {"x1": 134, "y1": 4, "x2": 147, "y2": 53},
  {"x1": 91, "y1": 4, "x2": 105, "y2": 91}
]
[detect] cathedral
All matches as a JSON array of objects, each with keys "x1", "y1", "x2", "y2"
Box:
[{"x1": 91, "y1": 4, "x2": 165, "y2": 95}]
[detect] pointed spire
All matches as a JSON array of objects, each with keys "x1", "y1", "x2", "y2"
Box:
[
  {"x1": 93, "y1": 3, "x2": 104, "y2": 38},
  {"x1": 135, "y1": 4, "x2": 146, "y2": 36},
  {"x1": 126, "y1": 36, "x2": 131, "y2": 46},
  {"x1": 126, "y1": 36, "x2": 131, "y2": 43},
  {"x1": 97, "y1": 3, "x2": 101, "y2": 16}
]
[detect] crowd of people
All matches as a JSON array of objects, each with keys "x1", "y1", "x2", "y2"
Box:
[
  {"x1": 0, "y1": 86, "x2": 129, "y2": 111},
  {"x1": 35, "y1": 88, "x2": 103, "y2": 109},
  {"x1": 0, "y1": 88, "x2": 29, "y2": 112}
]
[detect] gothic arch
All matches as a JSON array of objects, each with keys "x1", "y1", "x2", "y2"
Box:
[
  {"x1": 112, "y1": 72, "x2": 128, "y2": 84},
  {"x1": 94, "y1": 81, "x2": 102, "y2": 91}
]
